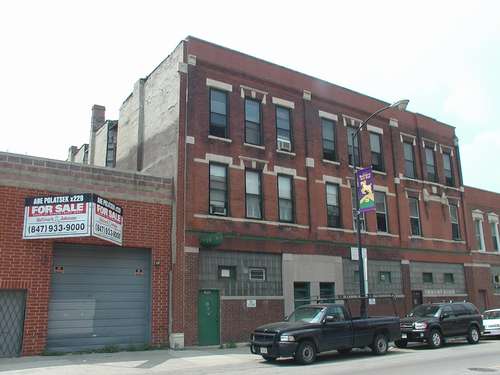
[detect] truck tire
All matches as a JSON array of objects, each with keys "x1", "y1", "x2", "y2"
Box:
[
  {"x1": 467, "y1": 325, "x2": 480, "y2": 344},
  {"x1": 371, "y1": 334, "x2": 389, "y2": 355},
  {"x1": 294, "y1": 340, "x2": 317, "y2": 365},
  {"x1": 262, "y1": 355, "x2": 277, "y2": 362},
  {"x1": 427, "y1": 329, "x2": 442, "y2": 349},
  {"x1": 394, "y1": 339, "x2": 408, "y2": 348}
]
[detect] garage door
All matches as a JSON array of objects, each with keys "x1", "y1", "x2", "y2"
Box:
[
  {"x1": 47, "y1": 244, "x2": 151, "y2": 352},
  {"x1": 0, "y1": 290, "x2": 26, "y2": 357}
]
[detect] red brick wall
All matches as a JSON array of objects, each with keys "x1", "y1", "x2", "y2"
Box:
[
  {"x1": 184, "y1": 41, "x2": 466, "y2": 258},
  {"x1": 0, "y1": 185, "x2": 172, "y2": 355},
  {"x1": 221, "y1": 299, "x2": 284, "y2": 343}
]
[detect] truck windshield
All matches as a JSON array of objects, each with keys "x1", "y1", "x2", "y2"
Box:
[
  {"x1": 483, "y1": 310, "x2": 500, "y2": 320},
  {"x1": 287, "y1": 307, "x2": 325, "y2": 323},
  {"x1": 409, "y1": 305, "x2": 440, "y2": 318}
]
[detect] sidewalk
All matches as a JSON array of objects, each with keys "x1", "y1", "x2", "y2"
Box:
[{"x1": 0, "y1": 346, "x2": 256, "y2": 374}]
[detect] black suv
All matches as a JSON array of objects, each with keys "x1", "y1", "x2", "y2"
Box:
[{"x1": 396, "y1": 302, "x2": 483, "y2": 348}]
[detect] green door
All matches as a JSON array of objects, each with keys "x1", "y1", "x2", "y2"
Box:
[{"x1": 198, "y1": 290, "x2": 220, "y2": 346}]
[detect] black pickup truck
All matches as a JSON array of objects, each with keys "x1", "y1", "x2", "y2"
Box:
[{"x1": 250, "y1": 303, "x2": 400, "y2": 365}]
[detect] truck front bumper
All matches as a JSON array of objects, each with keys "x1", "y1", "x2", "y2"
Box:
[{"x1": 250, "y1": 340, "x2": 298, "y2": 358}]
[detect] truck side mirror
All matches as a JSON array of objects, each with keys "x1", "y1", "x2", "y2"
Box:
[
  {"x1": 441, "y1": 313, "x2": 449, "y2": 320},
  {"x1": 325, "y1": 315, "x2": 336, "y2": 323}
]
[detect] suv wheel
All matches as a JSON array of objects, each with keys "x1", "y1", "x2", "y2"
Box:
[
  {"x1": 294, "y1": 340, "x2": 317, "y2": 365},
  {"x1": 394, "y1": 339, "x2": 408, "y2": 348},
  {"x1": 467, "y1": 326, "x2": 480, "y2": 344},
  {"x1": 371, "y1": 334, "x2": 389, "y2": 355},
  {"x1": 428, "y1": 329, "x2": 442, "y2": 349}
]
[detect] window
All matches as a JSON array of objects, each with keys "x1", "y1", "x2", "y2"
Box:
[
  {"x1": 352, "y1": 187, "x2": 365, "y2": 231},
  {"x1": 321, "y1": 118, "x2": 336, "y2": 161},
  {"x1": 444, "y1": 273, "x2": 455, "y2": 284},
  {"x1": 326, "y1": 183, "x2": 341, "y2": 228},
  {"x1": 218, "y1": 266, "x2": 236, "y2": 279},
  {"x1": 294, "y1": 282, "x2": 310, "y2": 309},
  {"x1": 423, "y1": 272, "x2": 433, "y2": 283},
  {"x1": 443, "y1": 152, "x2": 454, "y2": 186},
  {"x1": 209, "y1": 163, "x2": 228, "y2": 216},
  {"x1": 245, "y1": 170, "x2": 262, "y2": 219},
  {"x1": 278, "y1": 175, "x2": 293, "y2": 222},
  {"x1": 449, "y1": 203, "x2": 460, "y2": 240},
  {"x1": 379, "y1": 271, "x2": 392, "y2": 283},
  {"x1": 105, "y1": 122, "x2": 118, "y2": 168},
  {"x1": 474, "y1": 219, "x2": 485, "y2": 250},
  {"x1": 491, "y1": 222, "x2": 499, "y2": 251},
  {"x1": 370, "y1": 133, "x2": 384, "y2": 171},
  {"x1": 249, "y1": 268, "x2": 266, "y2": 281},
  {"x1": 320, "y1": 282, "x2": 336, "y2": 303},
  {"x1": 326, "y1": 305, "x2": 345, "y2": 321},
  {"x1": 209, "y1": 89, "x2": 228, "y2": 138},
  {"x1": 375, "y1": 192, "x2": 388, "y2": 232},
  {"x1": 347, "y1": 127, "x2": 360, "y2": 167},
  {"x1": 403, "y1": 141, "x2": 416, "y2": 178},
  {"x1": 276, "y1": 106, "x2": 292, "y2": 151},
  {"x1": 425, "y1": 146, "x2": 437, "y2": 182},
  {"x1": 245, "y1": 98, "x2": 261, "y2": 145},
  {"x1": 409, "y1": 197, "x2": 421, "y2": 236}
]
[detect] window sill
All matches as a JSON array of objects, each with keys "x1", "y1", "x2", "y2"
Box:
[
  {"x1": 277, "y1": 149, "x2": 296, "y2": 156},
  {"x1": 409, "y1": 235, "x2": 424, "y2": 239},
  {"x1": 244, "y1": 143, "x2": 265, "y2": 150},
  {"x1": 373, "y1": 170, "x2": 387, "y2": 175},
  {"x1": 322, "y1": 159, "x2": 340, "y2": 166},
  {"x1": 208, "y1": 135, "x2": 232, "y2": 143}
]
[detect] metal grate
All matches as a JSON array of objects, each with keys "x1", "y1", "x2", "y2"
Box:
[{"x1": 0, "y1": 290, "x2": 26, "y2": 357}]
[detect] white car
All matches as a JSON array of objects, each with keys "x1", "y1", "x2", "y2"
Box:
[{"x1": 482, "y1": 309, "x2": 500, "y2": 337}]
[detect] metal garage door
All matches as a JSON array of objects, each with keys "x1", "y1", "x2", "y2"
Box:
[
  {"x1": 0, "y1": 290, "x2": 26, "y2": 357},
  {"x1": 47, "y1": 244, "x2": 151, "y2": 352}
]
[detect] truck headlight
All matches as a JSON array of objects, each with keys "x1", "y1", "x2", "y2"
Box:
[
  {"x1": 413, "y1": 322, "x2": 428, "y2": 330},
  {"x1": 280, "y1": 335, "x2": 295, "y2": 342}
]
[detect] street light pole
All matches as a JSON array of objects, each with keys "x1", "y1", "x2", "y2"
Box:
[{"x1": 352, "y1": 99, "x2": 409, "y2": 318}]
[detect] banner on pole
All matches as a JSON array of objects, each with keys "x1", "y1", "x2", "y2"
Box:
[{"x1": 356, "y1": 167, "x2": 375, "y2": 213}]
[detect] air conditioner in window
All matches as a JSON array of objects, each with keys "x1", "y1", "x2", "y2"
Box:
[
  {"x1": 210, "y1": 205, "x2": 227, "y2": 215},
  {"x1": 277, "y1": 138, "x2": 292, "y2": 152}
]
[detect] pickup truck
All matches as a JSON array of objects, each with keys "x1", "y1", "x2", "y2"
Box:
[{"x1": 250, "y1": 303, "x2": 400, "y2": 365}]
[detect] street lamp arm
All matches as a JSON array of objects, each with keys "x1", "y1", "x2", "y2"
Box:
[{"x1": 352, "y1": 104, "x2": 393, "y2": 139}]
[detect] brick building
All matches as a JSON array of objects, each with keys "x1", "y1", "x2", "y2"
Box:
[
  {"x1": 2, "y1": 36, "x2": 499, "y2": 356},
  {"x1": 99, "y1": 36, "x2": 498, "y2": 348},
  {"x1": 0, "y1": 152, "x2": 173, "y2": 356}
]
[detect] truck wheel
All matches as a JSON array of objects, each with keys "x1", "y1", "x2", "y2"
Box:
[
  {"x1": 467, "y1": 326, "x2": 480, "y2": 344},
  {"x1": 371, "y1": 334, "x2": 389, "y2": 355},
  {"x1": 262, "y1": 355, "x2": 277, "y2": 362},
  {"x1": 294, "y1": 340, "x2": 317, "y2": 365},
  {"x1": 394, "y1": 339, "x2": 408, "y2": 348},
  {"x1": 428, "y1": 329, "x2": 442, "y2": 349},
  {"x1": 337, "y1": 348, "x2": 352, "y2": 355}
]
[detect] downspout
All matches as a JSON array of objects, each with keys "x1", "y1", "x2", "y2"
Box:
[
  {"x1": 389, "y1": 121, "x2": 403, "y2": 246},
  {"x1": 302, "y1": 93, "x2": 314, "y2": 234}
]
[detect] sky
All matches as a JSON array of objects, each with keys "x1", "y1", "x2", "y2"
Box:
[{"x1": 0, "y1": 0, "x2": 499, "y2": 192}]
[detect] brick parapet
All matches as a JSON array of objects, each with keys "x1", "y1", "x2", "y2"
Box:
[{"x1": 0, "y1": 152, "x2": 173, "y2": 204}]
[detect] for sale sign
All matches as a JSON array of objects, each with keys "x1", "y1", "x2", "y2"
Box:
[
  {"x1": 23, "y1": 194, "x2": 92, "y2": 239},
  {"x1": 92, "y1": 195, "x2": 123, "y2": 245},
  {"x1": 23, "y1": 193, "x2": 123, "y2": 245}
]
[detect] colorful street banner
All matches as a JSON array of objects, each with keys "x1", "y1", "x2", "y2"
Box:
[{"x1": 356, "y1": 167, "x2": 375, "y2": 213}]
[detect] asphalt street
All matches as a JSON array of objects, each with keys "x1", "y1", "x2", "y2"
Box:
[{"x1": 1, "y1": 339, "x2": 500, "y2": 375}]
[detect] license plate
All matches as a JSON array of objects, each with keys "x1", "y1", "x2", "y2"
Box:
[
  {"x1": 402, "y1": 333, "x2": 407, "y2": 339},
  {"x1": 261, "y1": 347, "x2": 268, "y2": 354}
]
